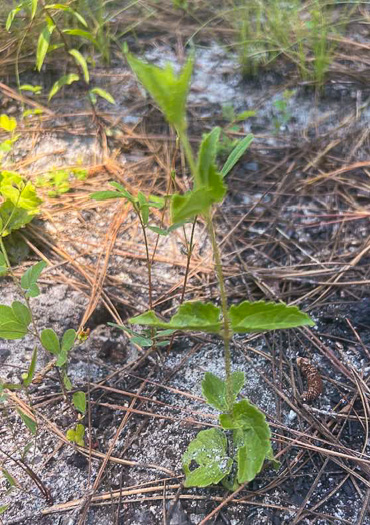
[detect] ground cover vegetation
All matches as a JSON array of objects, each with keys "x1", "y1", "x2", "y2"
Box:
[{"x1": 0, "y1": 0, "x2": 369, "y2": 523}]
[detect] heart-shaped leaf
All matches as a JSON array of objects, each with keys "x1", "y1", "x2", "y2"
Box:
[{"x1": 182, "y1": 428, "x2": 232, "y2": 487}]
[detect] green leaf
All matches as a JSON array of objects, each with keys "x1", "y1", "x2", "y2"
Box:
[
  {"x1": 19, "y1": 84, "x2": 42, "y2": 94},
  {"x1": 63, "y1": 29, "x2": 97, "y2": 45},
  {"x1": 69, "y1": 49, "x2": 89, "y2": 83},
  {"x1": 63, "y1": 372, "x2": 72, "y2": 390},
  {"x1": 229, "y1": 300, "x2": 314, "y2": 333},
  {"x1": 126, "y1": 52, "x2": 193, "y2": 132},
  {"x1": 219, "y1": 399, "x2": 273, "y2": 484},
  {"x1": 196, "y1": 127, "x2": 221, "y2": 187},
  {"x1": 129, "y1": 301, "x2": 222, "y2": 333},
  {"x1": 90, "y1": 190, "x2": 121, "y2": 201},
  {"x1": 0, "y1": 252, "x2": 7, "y2": 275},
  {"x1": 2, "y1": 468, "x2": 17, "y2": 487},
  {"x1": 73, "y1": 391, "x2": 86, "y2": 414},
  {"x1": 17, "y1": 408, "x2": 37, "y2": 435},
  {"x1": 22, "y1": 346, "x2": 37, "y2": 387},
  {"x1": 6, "y1": 6, "x2": 22, "y2": 31},
  {"x1": 45, "y1": 5, "x2": 88, "y2": 27},
  {"x1": 21, "y1": 260, "x2": 46, "y2": 298},
  {"x1": 137, "y1": 192, "x2": 149, "y2": 225},
  {"x1": 182, "y1": 428, "x2": 232, "y2": 488},
  {"x1": 0, "y1": 114, "x2": 17, "y2": 132},
  {"x1": 31, "y1": 0, "x2": 38, "y2": 19},
  {"x1": 0, "y1": 302, "x2": 31, "y2": 339},
  {"x1": 48, "y1": 74, "x2": 79, "y2": 101},
  {"x1": 66, "y1": 423, "x2": 85, "y2": 446},
  {"x1": 0, "y1": 504, "x2": 9, "y2": 514},
  {"x1": 56, "y1": 349, "x2": 68, "y2": 367},
  {"x1": 202, "y1": 371, "x2": 245, "y2": 412},
  {"x1": 89, "y1": 88, "x2": 115, "y2": 105},
  {"x1": 221, "y1": 134, "x2": 254, "y2": 177},
  {"x1": 171, "y1": 188, "x2": 214, "y2": 223},
  {"x1": 40, "y1": 328, "x2": 60, "y2": 354},
  {"x1": 234, "y1": 110, "x2": 257, "y2": 122},
  {"x1": 131, "y1": 335, "x2": 153, "y2": 347},
  {"x1": 61, "y1": 329, "x2": 76, "y2": 352},
  {"x1": 36, "y1": 22, "x2": 55, "y2": 71}
]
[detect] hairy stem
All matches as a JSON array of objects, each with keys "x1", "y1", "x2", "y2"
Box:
[{"x1": 205, "y1": 212, "x2": 233, "y2": 410}]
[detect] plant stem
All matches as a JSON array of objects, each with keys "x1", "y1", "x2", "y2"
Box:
[
  {"x1": 177, "y1": 129, "x2": 197, "y2": 181},
  {"x1": 205, "y1": 212, "x2": 233, "y2": 411}
]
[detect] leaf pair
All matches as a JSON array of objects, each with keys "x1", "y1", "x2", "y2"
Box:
[
  {"x1": 40, "y1": 327, "x2": 76, "y2": 367},
  {"x1": 129, "y1": 300, "x2": 314, "y2": 334},
  {"x1": 183, "y1": 373, "x2": 278, "y2": 488}
]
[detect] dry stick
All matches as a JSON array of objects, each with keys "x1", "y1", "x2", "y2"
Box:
[
  {"x1": 76, "y1": 376, "x2": 155, "y2": 525},
  {"x1": 198, "y1": 483, "x2": 246, "y2": 525}
]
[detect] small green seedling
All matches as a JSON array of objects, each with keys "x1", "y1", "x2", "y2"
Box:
[
  {"x1": 124, "y1": 52, "x2": 314, "y2": 489},
  {"x1": 66, "y1": 423, "x2": 85, "y2": 446},
  {"x1": 273, "y1": 90, "x2": 294, "y2": 133}
]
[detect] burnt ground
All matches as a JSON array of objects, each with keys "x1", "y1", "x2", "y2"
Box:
[{"x1": 1, "y1": 5, "x2": 370, "y2": 525}]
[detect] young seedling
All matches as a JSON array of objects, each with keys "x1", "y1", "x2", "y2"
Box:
[{"x1": 125, "y1": 52, "x2": 315, "y2": 489}]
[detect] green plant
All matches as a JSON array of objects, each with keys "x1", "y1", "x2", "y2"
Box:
[
  {"x1": 231, "y1": 0, "x2": 357, "y2": 85},
  {"x1": 272, "y1": 89, "x2": 294, "y2": 133},
  {"x1": 36, "y1": 167, "x2": 88, "y2": 197},
  {"x1": 5, "y1": 1, "x2": 115, "y2": 106},
  {"x1": 0, "y1": 247, "x2": 86, "y2": 439},
  {"x1": 121, "y1": 52, "x2": 314, "y2": 489}
]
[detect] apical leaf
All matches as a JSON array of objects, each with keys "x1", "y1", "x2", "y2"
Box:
[
  {"x1": 45, "y1": 5, "x2": 88, "y2": 27},
  {"x1": 219, "y1": 399, "x2": 274, "y2": 484},
  {"x1": 48, "y1": 74, "x2": 79, "y2": 101},
  {"x1": 0, "y1": 114, "x2": 17, "y2": 132},
  {"x1": 73, "y1": 391, "x2": 86, "y2": 414},
  {"x1": 129, "y1": 301, "x2": 222, "y2": 333},
  {"x1": 61, "y1": 329, "x2": 76, "y2": 352},
  {"x1": 126, "y1": 52, "x2": 193, "y2": 132},
  {"x1": 22, "y1": 346, "x2": 37, "y2": 387},
  {"x1": 17, "y1": 408, "x2": 37, "y2": 435},
  {"x1": 69, "y1": 49, "x2": 89, "y2": 83},
  {"x1": 202, "y1": 371, "x2": 245, "y2": 412},
  {"x1": 40, "y1": 328, "x2": 60, "y2": 354},
  {"x1": 229, "y1": 300, "x2": 314, "y2": 333},
  {"x1": 182, "y1": 428, "x2": 232, "y2": 488},
  {"x1": 36, "y1": 22, "x2": 55, "y2": 71},
  {"x1": 89, "y1": 88, "x2": 115, "y2": 105},
  {"x1": 21, "y1": 260, "x2": 46, "y2": 298},
  {"x1": 221, "y1": 134, "x2": 254, "y2": 178},
  {"x1": 0, "y1": 302, "x2": 31, "y2": 339}
]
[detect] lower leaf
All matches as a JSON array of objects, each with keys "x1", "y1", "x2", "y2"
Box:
[{"x1": 182, "y1": 428, "x2": 232, "y2": 488}]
